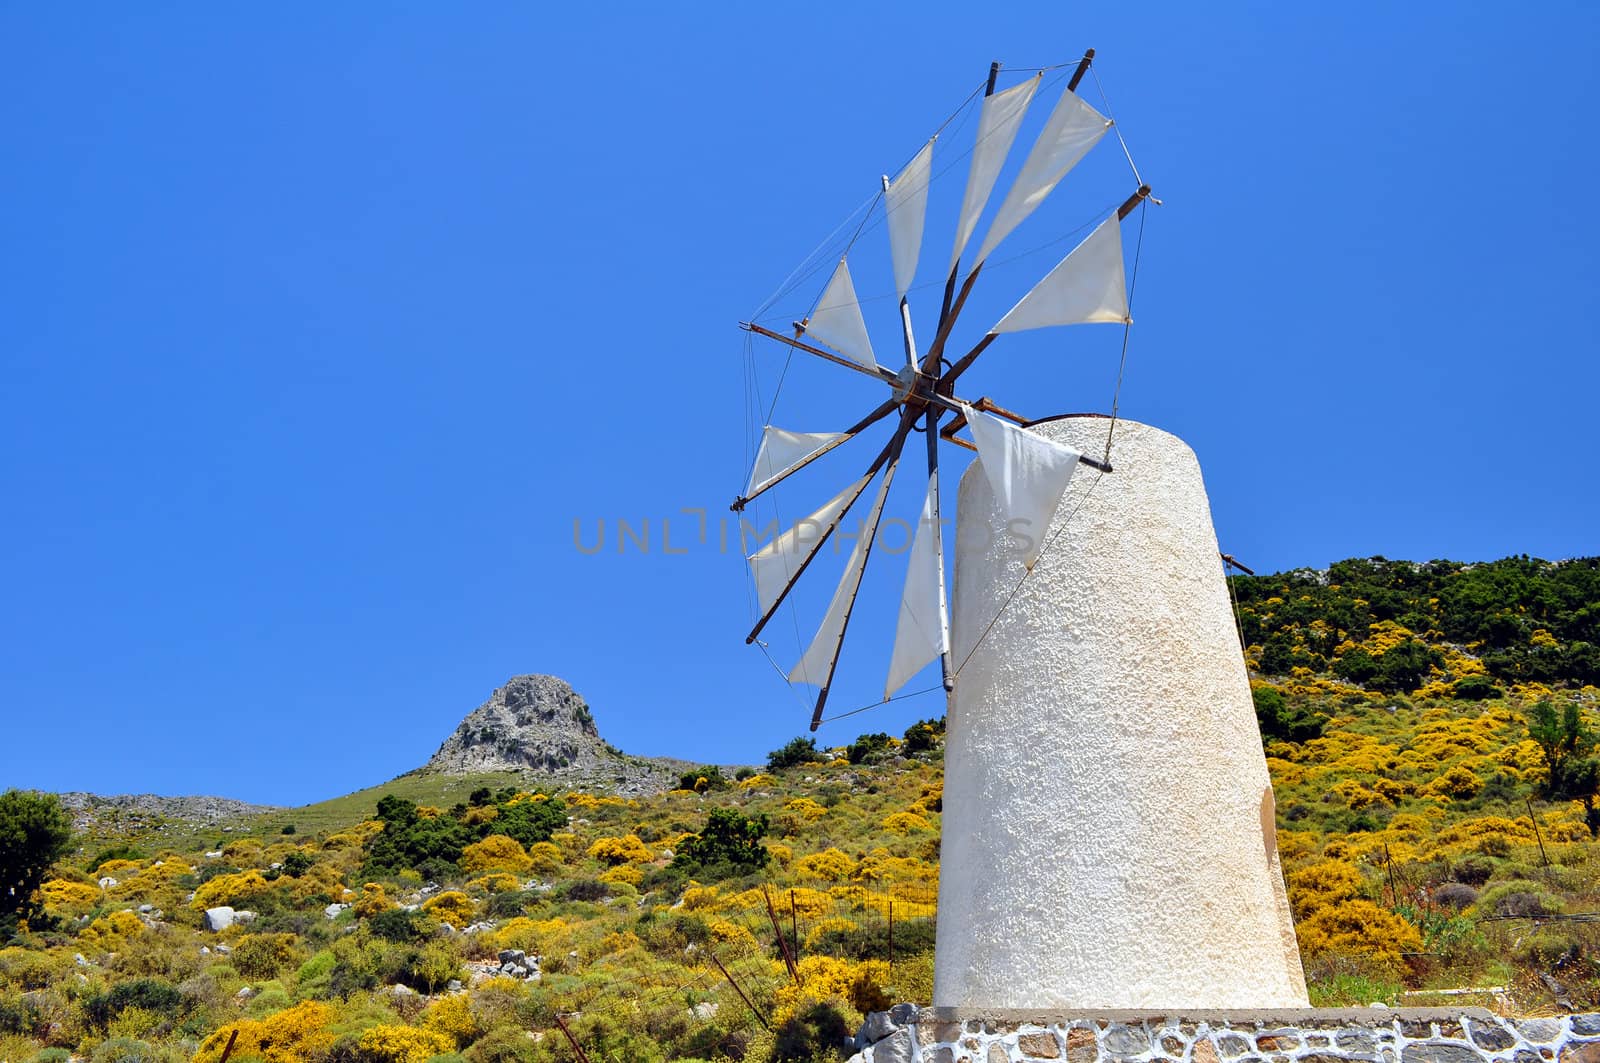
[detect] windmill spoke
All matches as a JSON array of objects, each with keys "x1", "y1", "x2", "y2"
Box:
[
  {"x1": 742, "y1": 322, "x2": 900, "y2": 387},
  {"x1": 922, "y1": 405, "x2": 954, "y2": 692},
  {"x1": 745, "y1": 413, "x2": 918, "y2": 646},
  {"x1": 808, "y1": 427, "x2": 911, "y2": 731},
  {"x1": 733, "y1": 398, "x2": 901, "y2": 512}
]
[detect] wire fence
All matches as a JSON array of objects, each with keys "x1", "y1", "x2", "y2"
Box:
[{"x1": 544, "y1": 878, "x2": 939, "y2": 1062}]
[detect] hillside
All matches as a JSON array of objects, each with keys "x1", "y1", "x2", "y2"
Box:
[{"x1": 2, "y1": 555, "x2": 1598, "y2": 1063}]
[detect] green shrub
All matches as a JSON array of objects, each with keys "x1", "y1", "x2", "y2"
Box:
[
  {"x1": 89, "y1": 1039, "x2": 160, "y2": 1063},
  {"x1": 83, "y1": 979, "x2": 183, "y2": 1031},
  {"x1": 672, "y1": 809, "x2": 769, "y2": 880},
  {"x1": 766, "y1": 738, "x2": 818, "y2": 771}
]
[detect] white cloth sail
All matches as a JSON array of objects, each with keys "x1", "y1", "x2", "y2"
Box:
[
  {"x1": 804, "y1": 258, "x2": 877, "y2": 369},
  {"x1": 992, "y1": 213, "x2": 1129, "y2": 333},
  {"x1": 789, "y1": 470, "x2": 895, "y2": 687},
  {"x1": 885, "y1": 473, "x2": 949, "y2": 698},
  {"x1": 966, "y1": 409, "x2": 1081, "y2": 570},
  {"x1": 748, "y1": 474, "x2": 869, "y2": 615},
  {"x1": 886, "y1": 138, "x2": 934, "y2": 300},
  {"x1": 746, "y1": 426, "x2": 849, "y2": 498},
  {"x1": 975, "y1": 88, "x2": 1111, "y2": 264},
  {"x1": 949, "y1": 76, "x2": 1040, "y2": 273}
]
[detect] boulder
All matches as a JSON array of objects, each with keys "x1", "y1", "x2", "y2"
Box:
[{"x1": 203, "y1": 907, "x2": 236, "y2": 932}]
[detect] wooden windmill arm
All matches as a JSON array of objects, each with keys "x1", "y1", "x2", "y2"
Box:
[
  {"x1": 745, "y1": 412, "x2": 919, "y2": 647},
  {"x1": 731, "y1": 397, "x2": 901, "y2": 512}
]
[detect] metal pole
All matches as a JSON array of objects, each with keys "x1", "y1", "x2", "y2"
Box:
[
  {"x1": 553, "y1": 1015, "x2": 593, "y2": 1063},
  {"x1": 763, "y1": 884, "x2": 799, "y2": 982},
  {"x1": 217, "y1": 1030, "x2": 240, "y2": 1063},
  {"x1": 709, "y1": 951, "x2": 770, "y2": 1032},
  {"x1": 1526, "y1": 796, "x2": 1552, "y2": 882}
]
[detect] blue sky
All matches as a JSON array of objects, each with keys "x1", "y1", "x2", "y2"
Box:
[{"x1": 2, "y1": 4, "x2": 1596, "y2": 807}]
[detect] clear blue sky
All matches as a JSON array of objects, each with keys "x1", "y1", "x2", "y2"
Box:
[{"x1": 3, "y1": 4, "x2": 1596, "y2": 807}]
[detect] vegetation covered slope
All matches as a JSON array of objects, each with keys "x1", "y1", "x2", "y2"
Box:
[{"x1": 1, "y1": 555, "x2": 1598, "y2": 1063}]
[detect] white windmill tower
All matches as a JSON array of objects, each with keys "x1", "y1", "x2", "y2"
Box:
[{"x1": 736, "y1": 54, "x2": 1308, "y2": 1009}]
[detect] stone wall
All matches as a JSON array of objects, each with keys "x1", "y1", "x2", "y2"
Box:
[{"x1": 848, "y1": 1008, "x2": 1600, "y2": 1063}]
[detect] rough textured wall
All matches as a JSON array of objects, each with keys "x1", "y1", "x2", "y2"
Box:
[
  {"x1": 936, "y1": 417, "x2": 1306, "y2": 1009},
  {"x1": 847, "y1": 1008, "x2": 1600, "y2": 1063}
]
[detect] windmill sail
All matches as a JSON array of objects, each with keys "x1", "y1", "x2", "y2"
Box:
[
  {"x1": 747, "y1": 426, "x2": 850, "y2": 497},
  {"x1": 949, "y1": 76, "x2": 1040, "y2": 273},
  {"x1": 886, "y1": 138, "x2": 934, "y2": 300},
  {"x1": 885, "y1": 473, "x2": 950, "y2": 698},
  {"x1": 803, "y1": 258, "x2": 878, "y2": 369},
  {"x1": 966, "y1": 409, "x2": 1082, "y2": 570},
  {"x1": 992, "y1": 213, "x2": 1129, "y2": 333},
  {"x1": 748, "y1": 474, "x2": 869, "y2": 614},
  {"x1": 789, "y1": 470, "x2": 895, "y2": 686},
  {"x1": 975, "y1": 87, "x2": 1112, "y2": 264}
]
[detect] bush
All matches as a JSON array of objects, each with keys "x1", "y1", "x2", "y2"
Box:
[
  {"x1": 676, "y1": 766, "x2": 728, "y2": 793},
  {"x1": 83, "y1": 978, "x2": 183, "y2": 1030},
  {"x1": 368, "y1": 908, "x2": 435, "y2": 944},
  {"x1": 358, "y1": 1024, "x2": 454, "y2": 1063},
  {"x1": 90, "y1": 1039, "x2": 160, "y2": 1063},
  {"x1": 1453, "y1": 675, "x2": 1502, "y2": 700},
  {"x1": 1431, "y1": 882, "x2": 1480, "y2": 910},
  {"x1": 672, "y1": 809, "x2": 770, "y2": 879},
  {"x1": 766, "y1": 737, "x2": 819, "y2": 771},
  {"x1": 847, "y1": 733, "x2": 893, "y2": 765}
]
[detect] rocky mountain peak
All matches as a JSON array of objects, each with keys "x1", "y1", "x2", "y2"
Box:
[{"x1": 426, "y1": 674, "x2": 608, "y2": 776}]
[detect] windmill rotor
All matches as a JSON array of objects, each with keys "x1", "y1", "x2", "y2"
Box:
[{"x1": 737, "y1": 52, "x2": 1152, "y2": 731}]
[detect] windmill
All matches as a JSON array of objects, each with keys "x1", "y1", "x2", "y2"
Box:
[{"x1": 734, "y1": 53, "x2": 1151, "y2": 731}]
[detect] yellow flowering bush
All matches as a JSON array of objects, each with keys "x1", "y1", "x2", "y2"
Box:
[
  {"x1": 38, "y1": 878, "x2": 99, "y2": 916},
  {"x1": 597, "y1": 864, "x2": 643, "y2": 887},
  {"x1": 783, "y1": 798, "x2": 828, "y2": 822},
  {"x1": 794, "y1": 848, "x2": 854, "y2": 882},
  {"x1": 193, "y1": 1000, "x2": 335, "y2": 1063},
  {"x1": 420, "y1": 890, "x2": 476, "y2": 926},
  {"x1": 524, "y1": 841, "x2": 563, "y2": 875},
  {"x1": 80, "y1": 910, "x2": 145, "y2": 949},
  {"x1": 880, "y1": 811, "x2": 933, "y2": 835},
  {"x1": 461, "y1": 834, "x2": 533, "y2": 873},
  {"x1": 356, "y1": 1025, "x2": 454, "y2": 1063},
  {"x1": 191, "y1": 869, "x2": 274, "y2": 910},
  {"x1": 586, "y1": 834, "x2": 653, "y2": 866},
  {"x1": 468, "y1": 872, "x2": 521, "y2": 894},
  {"x1": 774, "y1": 956, "x2": 890, "y2": 1017},
  {"x1": 353, "y1": 882, "x2": 396, "y2": 917},
  {"x1": 422, "y1": 994, "x2": 480, "y2": 1049}
]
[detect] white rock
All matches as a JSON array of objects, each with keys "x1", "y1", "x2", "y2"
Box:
[
  {"x1": 97, "y1": 877, "x2": 118, "y2": 889},
  {"x1": 233, "y1": 910, "x2": 257, "y2": 925},
  {"x1": 203, "y1": 906, "x2": 236, "y2": 932},
  {"x1": 325, "y1": 903, "x2": 350, "y2": 919}
]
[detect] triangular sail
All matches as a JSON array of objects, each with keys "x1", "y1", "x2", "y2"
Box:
[
  {"x1": 748, "y1": 474, "x2": 869, "y2": 614},
  {"x1": 789, "y1": 470, "x2": 894, "y2": 687},
  {"x1": 886, "y1": 138, "x2": 934, "y2": 300},
  {"x1": 948, "y1": 76, "x2": 1040, "y2": 273},
  {"x1": 966, "y1": 409, "x2": 1081, "y2": 570},
  {"x1": 975, "y1": 87, "x2": 1111, "y2": 264},
  {"x1": 803, "y1": 258, "x2": 877, "y2": 369},
  {"x1": 746, "y1": 426, "x2": 849, "y2": 497},
  {"x1": 991, "y1": 213, "x2": 1129, "y2": 333},
  {"x1": 885, "y1": 473, "x2": 949, "y2": 698}
]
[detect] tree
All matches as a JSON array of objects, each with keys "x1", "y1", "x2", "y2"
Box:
[
  {"x1": 672, "y1": 808, "x2": 769, "y2": 878},
  {"x1": 766, "y1": 737, "x2": 818, "y2": 771},
  {"x1": 0, "y1": 789, "x2": 74, "y2": 928},
  {"x1": 1527, "y1": 699, "x2": 1600, "y2": 836}
]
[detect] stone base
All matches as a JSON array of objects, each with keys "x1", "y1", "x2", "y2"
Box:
[{"x1": 847, "y1": 1007, "x2": 1600, "y2": 1063}]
